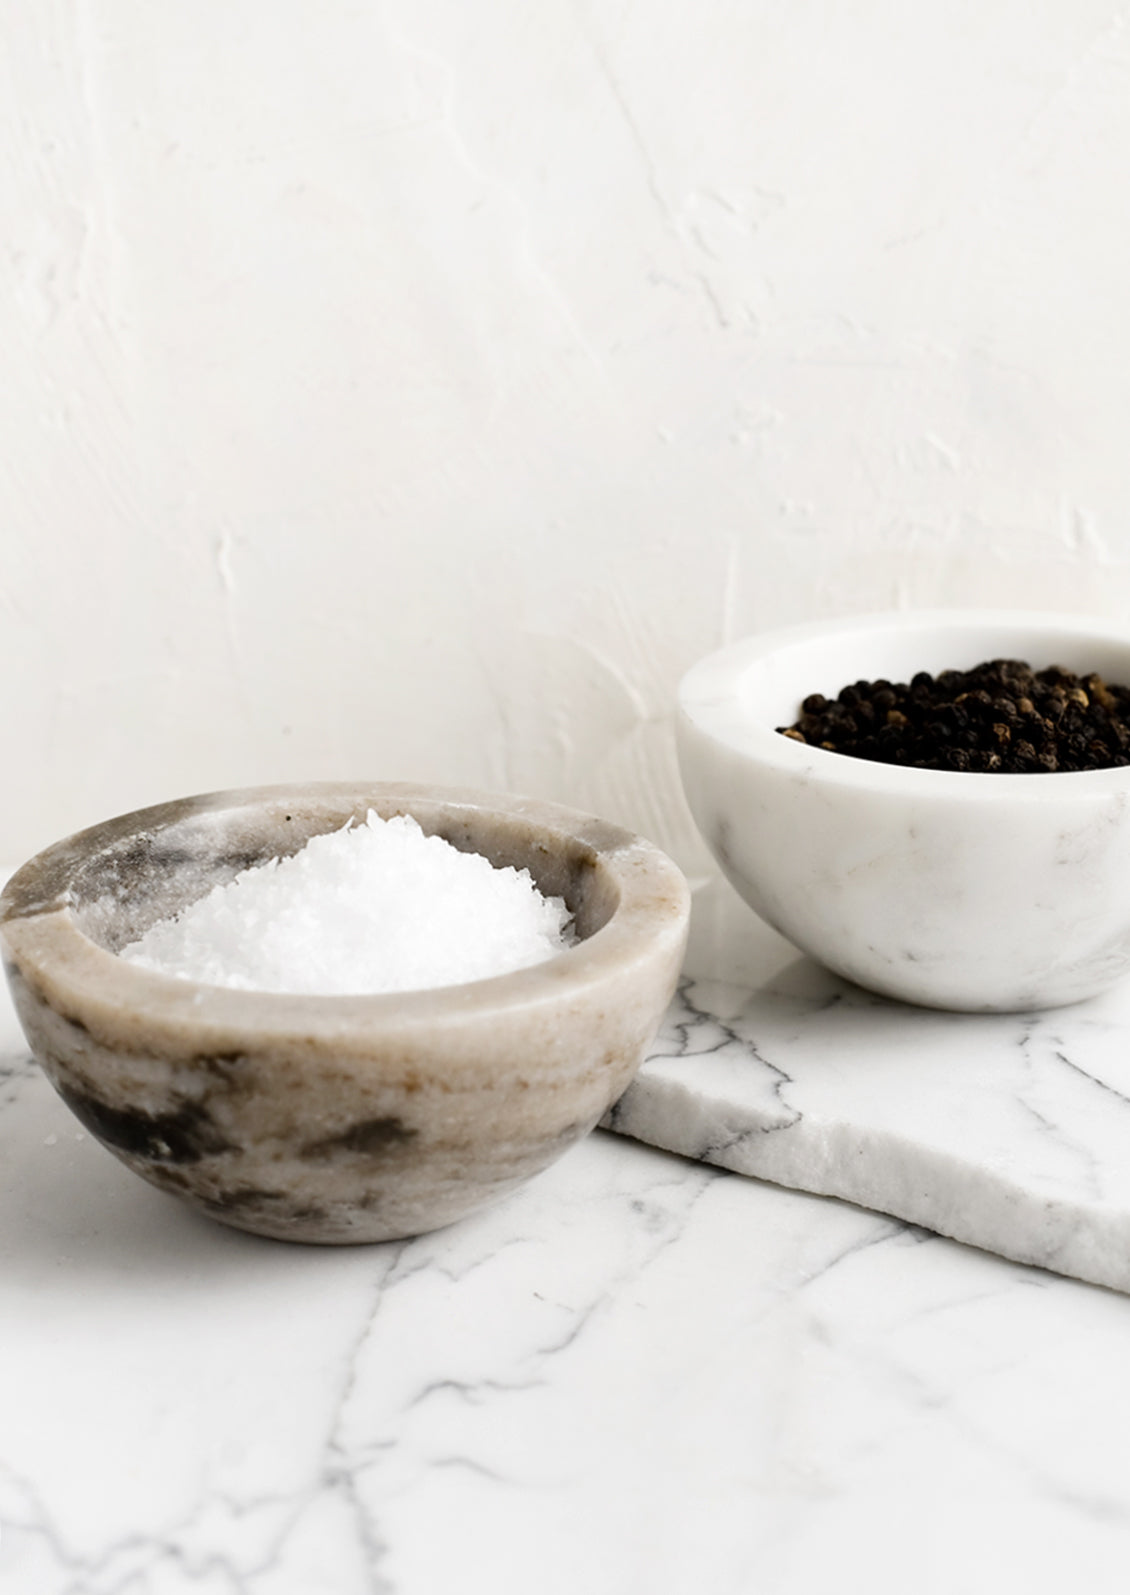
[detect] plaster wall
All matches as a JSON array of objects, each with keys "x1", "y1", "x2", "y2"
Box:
[{"x1": 4, "y1": 0, "x2": 1130, "y2": 902}]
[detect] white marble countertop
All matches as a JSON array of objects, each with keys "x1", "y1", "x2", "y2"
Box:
[{"x1": 6, "y1": 884, "x2": 1130, "y2": 1594}]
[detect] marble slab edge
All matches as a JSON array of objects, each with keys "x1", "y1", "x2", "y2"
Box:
[{"x1": 602, "y1": 974, "x2": 1130, "y2": 1296}]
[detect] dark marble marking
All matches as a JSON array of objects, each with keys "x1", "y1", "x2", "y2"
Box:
[
  {"x1": 56, "y1": 1084, "x2": 234, "y2": 1164},
  {"x1": 129, "y1": 1166, "x2": 334, "y2": 1227},
  {"x1": 301, "y1": 1116, "x2": 417, "y2": 1160},
  {"x1": 193, "y1": 1051, "x2": 250, "y2": 1080},
  {"x1": 0, "y1": 893, "x2": 70, "y2": 922},
  {"x1": 194, "y1": 1185, "x2": 334, "y2": 1227}
]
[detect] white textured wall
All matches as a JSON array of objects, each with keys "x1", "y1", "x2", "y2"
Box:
[{"x1": 5, "y1": 1, "x2": 1130, "y2": 882}]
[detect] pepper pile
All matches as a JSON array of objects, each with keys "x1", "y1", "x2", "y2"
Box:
[{"x1": 777, "y1": 659, "x2": 1130, "y2": 772}]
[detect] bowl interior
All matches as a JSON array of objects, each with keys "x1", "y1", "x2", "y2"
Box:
[{"x1": 60, "y1": 790, "x2": 622, "y2": 959}]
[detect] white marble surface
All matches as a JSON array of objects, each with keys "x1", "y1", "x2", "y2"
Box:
[
  {"x1": 605, "y1": 958, "x2": 1130, "y2": 1295},
  {"x1": 8, "y1": 935, "x2": 1130, "y2": 1591}
]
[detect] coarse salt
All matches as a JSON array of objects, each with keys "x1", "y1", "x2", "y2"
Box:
[{"x1": 119, "y1": 811, "x2": 575, "y2": 994}]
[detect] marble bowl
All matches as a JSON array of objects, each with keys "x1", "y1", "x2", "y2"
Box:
[
  {"x1": 0, "y1": 782, "x2": 689, "y2": 1243},
  {"x1": 678, "y1": 610, "x2": 1130, "y2": 1012}
]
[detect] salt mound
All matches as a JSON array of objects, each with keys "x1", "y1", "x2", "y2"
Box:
[{"x1": 119, "y1": 810, "x2": 575, "y2": 994}]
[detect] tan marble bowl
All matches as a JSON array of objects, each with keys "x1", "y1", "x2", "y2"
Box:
[{"x1": 0, "y1": 783, "x2": 689, "y2": 1244}]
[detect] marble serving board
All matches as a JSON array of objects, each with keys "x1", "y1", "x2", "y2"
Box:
[{"x1": 604, "y1": 953, "x2": 1130, "y2": 1295}]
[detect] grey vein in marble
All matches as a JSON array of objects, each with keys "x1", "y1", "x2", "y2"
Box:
[{"x1": 604, "y1": 961, "x2": 1130, "y2": 1294}]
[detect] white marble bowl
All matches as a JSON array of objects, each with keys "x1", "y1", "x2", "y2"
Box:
[
  {"x1": 678, "y1": 611, "x2": 1130, "y2": 1011},
  {"x1": 0, "y1": 782, "x2": 689, "y2": 1243}
]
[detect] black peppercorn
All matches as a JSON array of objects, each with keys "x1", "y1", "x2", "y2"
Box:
[{"x1": 776, "y1": 659, "x2": 1130, "y2": 773}]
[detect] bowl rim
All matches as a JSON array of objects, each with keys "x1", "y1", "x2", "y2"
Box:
[
  {"x1": 0, "y1": 781, "x2": 689, "y2": 1044},
  {"x1": 678, "y1": 608, "x2": 1130, "y2": 799}
]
